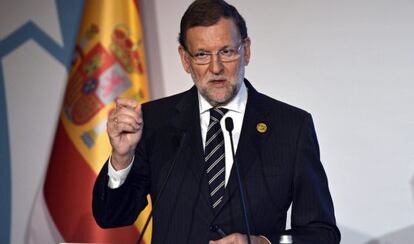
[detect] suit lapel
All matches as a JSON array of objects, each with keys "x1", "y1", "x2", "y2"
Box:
[
  {"x1": 170, "y1": 87, "x2": 215, "y2": 217},
  {"x1": 214, "y1": 80, "x2": 272, "y2": 216}
]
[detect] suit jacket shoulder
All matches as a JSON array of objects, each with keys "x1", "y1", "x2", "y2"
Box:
[{"x1": 141, "y1": 87, "x2": 195, "y2": 126}]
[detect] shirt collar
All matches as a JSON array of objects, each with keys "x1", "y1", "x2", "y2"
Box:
[{"x1": 198, "y1": 80, "x2": 248, "y2": 115}]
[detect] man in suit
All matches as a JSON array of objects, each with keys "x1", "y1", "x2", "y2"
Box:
[{"x1": 93, "y1": 0, "x2": 341, "y2": 243}]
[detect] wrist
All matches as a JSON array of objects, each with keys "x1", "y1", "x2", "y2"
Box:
[{"x1": 111, "y1": 151, "x2": 134, "y2": 170}]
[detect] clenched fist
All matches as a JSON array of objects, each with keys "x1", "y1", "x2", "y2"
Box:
[{"x1": 107, "y1": 98, "x2": 143, "y2": 170}]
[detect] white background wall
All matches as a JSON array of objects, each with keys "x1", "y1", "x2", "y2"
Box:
[{"x1": 1, "y1": 0, "x2": 414, "y2": 243}]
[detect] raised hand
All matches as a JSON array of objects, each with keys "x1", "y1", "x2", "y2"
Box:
[{"x1": 107, "y1": 98, "x2": 143, "y2": 170}]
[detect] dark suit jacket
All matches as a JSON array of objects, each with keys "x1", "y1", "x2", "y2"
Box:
[{"x1": 93, "y1": 80, "x2": 341, "y2": 243}]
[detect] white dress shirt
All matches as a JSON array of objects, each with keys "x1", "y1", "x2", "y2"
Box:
[
  {"x1": 199, "y1": 81, "x2": 247, "y2": 186},
  {"x1": 107, "y1": 82, "x2": 248, "y2": 188}
]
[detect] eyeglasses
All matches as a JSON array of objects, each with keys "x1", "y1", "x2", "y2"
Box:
[{"x1": 186, "y1": 42, "x2": 244, "y2": 65}]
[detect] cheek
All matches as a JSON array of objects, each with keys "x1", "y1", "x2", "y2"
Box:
[
  {"x1": 227, "y1": 63, "x2": 242, "y2": 79},
  {"x1": 191, "y1": 66, "x2": 209, "y2": 82}
]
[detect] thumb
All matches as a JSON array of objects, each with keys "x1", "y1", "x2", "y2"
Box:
[{"x1": 134, "y1": 103, "x2": 142, "y2": 113}]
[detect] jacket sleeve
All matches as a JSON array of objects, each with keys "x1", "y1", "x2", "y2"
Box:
[
  {"x1": 92, "y1": 138, "x2": 151, "y2": 228},
  {"x1": 288, "y1": 113, "x2": 341, "y2": 244}
]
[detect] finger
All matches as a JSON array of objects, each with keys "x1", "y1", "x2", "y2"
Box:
[
  {"x1": 134, "y1": 103, "x2": 142, "y2": 113},
  {"x1": 115, "y1": 114, "x2": 141, "y2": 130},
  {"x1": 108, "y1": 114, "x2": 141, "y2": 136},
  {"x1": 114, "y1": 121, "x2": 141, "y2": 134},
  {"x1": 134, "y1": 104, "x2": 143, "y2": 122},
  {"x1": 109, "y1": 112, "x2": 139, "y2": 132},
  {"x1": 108, "y1": 112, "x2": 132, "y2": 127},
  {"x1": 116, "y1": 107, "x2": 141, "y2": 124},
  {"x1": 108, "y1": 112, "x2": 118, "y2": 128},
  {"x1": 116, "y1": 98, "x2": 139, "y2": 110}
]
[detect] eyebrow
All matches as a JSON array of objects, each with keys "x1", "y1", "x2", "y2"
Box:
[{"x1": 194, "y1": 45, "x2": 232, "y2": 52}]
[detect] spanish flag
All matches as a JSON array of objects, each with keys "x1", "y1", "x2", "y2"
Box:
[{"x1": 43, "y1": 0, "x2": 151, "y2": 242}]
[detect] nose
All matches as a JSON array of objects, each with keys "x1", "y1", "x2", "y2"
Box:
[{"x1": 208, "y1": 54, "x2": 224, "y2": 75}]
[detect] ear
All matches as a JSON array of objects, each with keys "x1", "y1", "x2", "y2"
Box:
[
  {"x1": 178, "y1": 46, "x2": 191, "y2": 73},
  {"x1": 242, "y1": 37, "x2": 251, "y2": 66}
]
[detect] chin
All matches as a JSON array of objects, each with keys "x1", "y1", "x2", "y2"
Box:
[
  {"x1": 208, "y1": 94, "x2": 233, "y2": 106},
  {"x1": 201, "y1": 85, "x2": 237, "y2": 106}
]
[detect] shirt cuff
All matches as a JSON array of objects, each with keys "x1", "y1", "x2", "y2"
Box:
[{"x1": 107, "y1": 155, "x2": 134, "y2": 189}]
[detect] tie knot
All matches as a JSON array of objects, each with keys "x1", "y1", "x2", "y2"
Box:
[{"x1": 209, "y1": 107, "x2": 228, "y2": 121}]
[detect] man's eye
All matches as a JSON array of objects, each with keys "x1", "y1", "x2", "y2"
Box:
[
  {"x1": 194, "y1": 52, "x2": 209, "y2": 58},
  {"x1": 220, "y1": 49, "x2": 235, "y2": 56}
]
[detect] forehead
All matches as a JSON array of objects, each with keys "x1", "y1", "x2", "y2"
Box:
[{"x1": 185, "y1": 18, "x2": 240, "y2": 50}]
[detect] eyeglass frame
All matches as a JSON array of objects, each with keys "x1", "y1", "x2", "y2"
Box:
[{"x1": 185, "y1": 40, "x2": 245, "y2": 65}]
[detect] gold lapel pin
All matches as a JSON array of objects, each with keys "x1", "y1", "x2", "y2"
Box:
[{"x1": 256, "y1": 123, "x2": 267, "y2": 133}]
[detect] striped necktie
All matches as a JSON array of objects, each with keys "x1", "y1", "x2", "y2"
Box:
[{"x1": 205, "y1": 107, "x2": 228, "y2": 210}]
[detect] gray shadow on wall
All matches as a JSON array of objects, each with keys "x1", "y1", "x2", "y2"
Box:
[
  {"x1": 366, "y1": 224, "x2": 414, "y2": 244},
  {"x1": 339, "y1": 225, "x2": 373, "y2": 244},
  {"x1": 339, "y1": 175, "x2": 414, "y2": 244},
  {"x1": 140, "y1": 0, "x2": 166, "y2": 100},
  {"x1": 365, "y1": 175, "x2": 414, "y2": 244}
]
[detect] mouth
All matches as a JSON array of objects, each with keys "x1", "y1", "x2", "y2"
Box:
[{"x1": 209, "y1": 79, "x2": 227, "y2": 86}]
